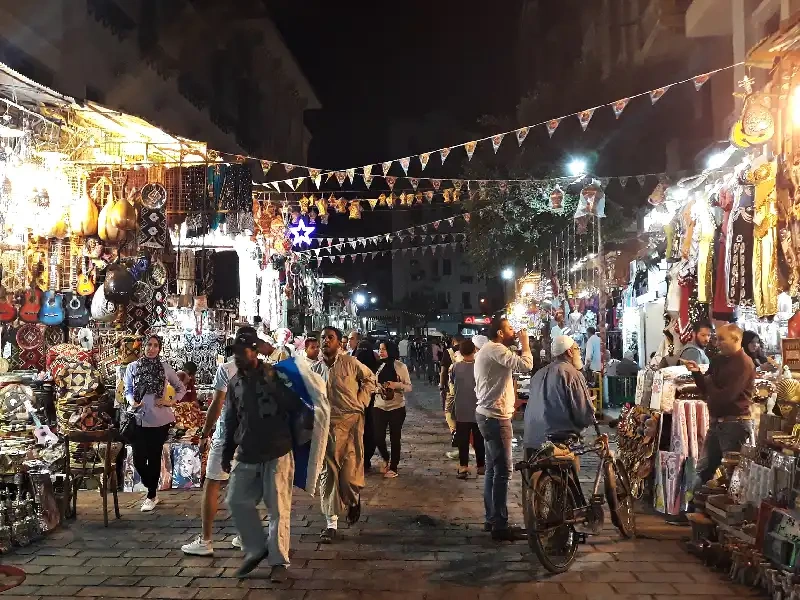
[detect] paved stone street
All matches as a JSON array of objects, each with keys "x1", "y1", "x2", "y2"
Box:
[{"x1": 2, "y1": 381, "x2": 761, "y2": 599}]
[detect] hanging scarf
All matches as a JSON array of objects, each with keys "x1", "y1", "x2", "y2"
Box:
[
  {"x1": 377, "y1": 358, "x2": 398, "y2": 384},
  {"x1": 134, "y1": 356, "x2": 165, "y2": 403}
]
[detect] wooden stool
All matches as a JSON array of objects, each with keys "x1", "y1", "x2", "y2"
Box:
[{"x1": 63, "y1": 429, "x2": 121, "y2": 527}]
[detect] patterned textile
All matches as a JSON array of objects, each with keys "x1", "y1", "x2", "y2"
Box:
[
  {"x1": 46, "y1": 343, "x2": 96, "y2": 377},
  {"x1": 53, "y1": 359, "x2": 100, "y2": 401},
  {"x1": 158, "y1": 329, "x2": 222, "y2": 385},
  {"x1": 670, "y1": 399, "x2": 709, "y2": 458},
  {"x1": 132, "y1": 356, "x2": 165, "y2": 403},
  {"x1": 19, "y1": 348, "x2": 44, "y2": 371},
  {"x1": 138, "y1": 207, "x2": 167, "y2": 249},
  {"x1": 654, "y1": 451, "x2": 685, "y2": 516}
]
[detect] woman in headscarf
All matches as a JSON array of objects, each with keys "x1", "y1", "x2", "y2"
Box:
[
  {"x1": 742, "y1": 331, "x2": 776, "y2": 372},
  {"x1": 124, "y1": 335, "x2": 186, "y2": 512},
  {"x1": 355, "y1": 339, "x2": 379, "y2": 471},
  {"x1": 374, "y1": 341, "x2": 413, "y2": 478}
]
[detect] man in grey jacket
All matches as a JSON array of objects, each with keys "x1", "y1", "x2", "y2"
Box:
[
  {"x1": 222, "y1": 329, "x2": 304, "y2": 581},
  {"x1": 524, "y1": 335, "x2": 595, "y2": 450}
]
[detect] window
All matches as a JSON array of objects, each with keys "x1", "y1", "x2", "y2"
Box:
[
  {"x1": 462, "y1": 292, "x2": 472, "y2": 310},
  {"x1": 442, "y1": 259, "x2": 452, "y2": 276},
  {"x1": 460, "y1": 275, "x2": 474, "y2": 284}
]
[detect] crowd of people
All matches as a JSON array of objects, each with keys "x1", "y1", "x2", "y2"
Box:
[{"x1": 118, "y1": 315, "x2": 766, "y2": 582}]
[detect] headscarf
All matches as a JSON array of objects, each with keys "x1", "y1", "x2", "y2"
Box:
[
  {"x1": 377, "y1": 341, "x2": 399, "y2": 384},
  {"x1": 134, "y1": 355, "x2": 165, "y2": 403}
]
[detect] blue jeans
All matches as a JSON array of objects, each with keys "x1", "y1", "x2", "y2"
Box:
[{"x1": 476, "y1": 414, "x2": 513, "y2": 530}]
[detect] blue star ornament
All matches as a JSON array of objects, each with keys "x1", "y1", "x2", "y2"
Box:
[{"x1": 289, "y1": 220, "x2": 315, "y2": 246}]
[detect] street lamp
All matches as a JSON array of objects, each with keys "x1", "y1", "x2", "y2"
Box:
[
  {"x1": 354, "y1": 293, "x2": 366, "y2": 306},
  {"x1": 501, "y1": 267, "x2": 514, "y2": 281},
  {"x1": 567, "y1": 158, "x2": 588, "y2": 177},
  {"x1": 370, "y1": 296, "x2": 377, "y2": 304}
]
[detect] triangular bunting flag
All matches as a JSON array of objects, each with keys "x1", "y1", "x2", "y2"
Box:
[
  {"x1": 310, "y1": 170, "x2": 322, "y2": 189},
  {"x1": 409, "y1": 177, "x2": 420, "y2": 190},
  {"x1": 385, "y1": 234, "x2": 392, "y2": 242},
  {"x1": 363, "y1": 165, "x2": 373, "y2": 179},
  {"x1": 270, "y1": 182, "x2": 282, "y2": 192},
  {"x1": 491, "y1": 133, "x2": 505, "y2": 153},
  {"x1": 402, "y1": 248, "x2": 409, "y2": 255},
  {"x1": 382, "y1": 161, "x2": 393, "y2": 176},
  {"x1": 611, "y1": 98, "x2": 630, "y2": 119},
  {"x1": 371, "y1": 252, "x2": 378, "y2": 259},
  {"x1": 693, "y1": 73, "x2": 710, "y2": 91},
  {"x1": 349, "y1": 242, "x2": 357, "y2": 249},
  {"x1": 599, "y1": 177, "x2": 610, "y2": 187},
  {"x1": 327, "y1": 238, "x2": 333, "y2": 246},
  {"x1": 346, "y1": 168, "x2": 355, "y2": 184},
  {"x1": 450, "y1": 242, "x2": 457, "y2": 249},
  {"x1": 316, "y1": 257, "x2": 322, "y2": 267},
  {"x1": 464, "y1": 213, "x2": 471, "y2": 223},
  {"x1": 650, "y1": 86, "x2": 670, "y2": 104},
  {"x1": 619, "y1": 176, "x2": 630, "y2": 187},
  {"x1": 465, "y1": 141, "x2": 477, "y2": 161},
  {"x1": 516, "y1": 127, "x2": 529, "y2": 146},
  {"x1": 440, "y1": 147, "x2": 451, "y2": 164},
  {"x1": 546, "y1": 118, "x2": 561, "y2": 137},
  {"x1": 392, "y1": 249, "x2": 399, "y2": 257},
  {"x1": 329, "y1": 256, "x2": 335, "y2": 263},
  {"x1": 431, "y1": 179, "x2": 442, "y2": 191},
  {"x1": 364, "y1": 174, "x2": 374, "y2": 189},
  {"x1": 419, "y1": 153, "x2": 430, "y2": 171},
  {"x1": 452, "y1": 179, "x2": 463, "y2": 191},
  {"x1": 284, "y1": 164, "x2": 296, "y2": 173},
  {"x1": 433, "y1": 220, "x2": 441, "y2": 230},
  {"x1": 399, "y1": 157, "x2": 411, "y2": 175},
  {"x1": 447, "y1": 217, "x2": 455, "y2": 226},
  {"x1": 386, "y1": 176, "x2": 397, "y2": 191},
  {"x1": 577, "y1": 109, "x2": 595, "y2": 131},
  {"x1": 367, "y1": 197, "x2": 378, "y2": 210},
  {"x1": 636, "y1": 175, "x2": 647, "y2": 186},
  {"x1": 420, "y1": 235, "x2": 428, "y2": 242},
  {"x1": 339, "y1": 256, "x2": 345, "y2": 263},
  {"x1": 325, "y1": 172, "x2": 334, "y2": 182},
  {"x1": 335, "y1": 171, "x2": 347, "y2": 186},
  {"x1": 412, "y1": 247, "x2": 418, "y2": 255},
  {"x1": 261, "y1": 160, "x2": 273, "y2": 175}
]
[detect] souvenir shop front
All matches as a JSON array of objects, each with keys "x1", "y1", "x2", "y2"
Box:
[
  {"x1": 615, "y1": 25, "x2": 800, "y2": 593},
  {"x1": 0, "y1": 62, "x2": 323, "y2": 548}
]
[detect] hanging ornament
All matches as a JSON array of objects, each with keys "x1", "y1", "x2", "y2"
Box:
[
  {"x1": 443, "y1": 189, "x2": 453, "y2": 203},
  {"x1": 409, "y1": 177, "x2": 420, "y2": 190},
  {"x1": 577, "y1": 109, "x2": 595, "y2": 131},
  {"x1": 550, "y1": 185, "x2": 564, "y2": 210},
  {"x1": 382, "y1": 161, "x2": 393, "y2": 175},
  {"x1": 419, "y1": 153, "x2": 430, "y2": 171},
  {"x1": 516, "y1": 127, "x2": 529, "y2": 146},
  {"x1": 386, "y1": 176, "x2": 397, "y2": 191},
  {"x1": 693, "y1": 73, "x2": 710, "y2": 91},
  {"x1": 425, "y1": 191, "x2": 434, "y2": 203},
  {"x1": 299, "y1": 195, "x2": 311, "y2": 214},
  {"x1": 440, "y1": 147, "x2": 451, "y2": 164},
  {"x1": 335, "y1": 171, "x2": 347, "y2": 186},
  {"x1": 348, "y1": 200, "x2": 362, "y2": 220},
  {"x1": 491, "y1": 133, "x2": 505, "y2": 153},
  {"x1": 399, "y1": 192, "x2": 409, "y2": 206},
  {"x1": 386, "y1": 193, "x2": 396, "y2": 208},
  {"x1": 464, "y1": 141, "x2": 477, "y2": 160},
  {"x1": 575, "y1": 179, "x2": 605, "y2": 218},
  {"x1": 452, "y1": 190, "x2": 461, "y2": 202},
  {"x1": 650, "y1": 86, "x2": 671, "y2": 104},
  {"x1": 546, "y1": 118, "x2": 561, "y2": 137},
  {"x1": 378, "y1": 193, "x2": 387, "y2": 206},
  {"x1": 741, "y1": 93, "x2": 774, "y2": 140},
  {"x1": 611, "y1": 98, "x2": 630, "y2": 119},
  {"x1": 399, "y1": 157, "x2": 411, "y2": 175},
  {"x1": 335, "y1": 197, "x2": 347, "y2": 213}
]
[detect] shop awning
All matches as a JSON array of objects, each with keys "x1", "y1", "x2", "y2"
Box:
[{"x1": 747, "y1": 14, "x2": 800, "y2": 67}]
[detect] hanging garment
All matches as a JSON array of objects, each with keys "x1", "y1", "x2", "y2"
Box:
[
  {"x1": 727, "y1": 203, "x2": 755, "y2": 307},
  {"x1": 712, "y1": 187, "x2": 735, "y2": 319},
  {"x1": 696, "y1": 201, "x2": 716, "y2": 304},
  {"x1": 753, "y1": 179, "x2": 779, "y2": 317},
  {"x1": 209, "y1": 251, "x2": 239, "y2": 310}
]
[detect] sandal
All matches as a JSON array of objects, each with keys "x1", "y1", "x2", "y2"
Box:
[{"x1": 320, "y1": 528, "x2": 337, "y2": 544}]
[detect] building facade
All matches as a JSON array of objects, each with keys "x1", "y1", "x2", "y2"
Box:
[{"x1": 0, "y1": 0, "x2": 319, "y2": 160}]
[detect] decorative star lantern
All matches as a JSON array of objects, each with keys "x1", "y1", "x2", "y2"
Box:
[{"x1": 289, "y1": 220, "x2": 316, "y2": 246}]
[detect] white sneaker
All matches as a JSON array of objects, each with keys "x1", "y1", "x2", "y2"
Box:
[
  {"x1": 446, "y1": 450, "x2": 459, "y2": 460},
  {"x1": 231, "y1": 535, "x2": 242, "y2": 549},
  {"x1": 182, "y1": 535, "x2": 213, "y2": 556},
  {"x1": 141, "y1": 497, "x2": 159, "y2": 512}
]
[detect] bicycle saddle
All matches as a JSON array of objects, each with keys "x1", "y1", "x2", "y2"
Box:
[{"x1": 547, "y1": 432, "x2": 581, "y2": 445}]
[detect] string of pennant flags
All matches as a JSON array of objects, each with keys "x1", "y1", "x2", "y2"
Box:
[
  {"x1": 296, "y1": 242, "x2": 467, "y2": 266},
  {"x1": 240, "y1": 63, "x2": 742, "y2": 191}
]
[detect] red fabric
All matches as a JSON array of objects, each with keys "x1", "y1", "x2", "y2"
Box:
[{"x1": 712, "y1": 187, "x2": 734, "y2": 318}]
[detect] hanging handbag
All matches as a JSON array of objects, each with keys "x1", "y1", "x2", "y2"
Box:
[{"x1": 119, "y1": 408, "x2": 140, "y2": 444}]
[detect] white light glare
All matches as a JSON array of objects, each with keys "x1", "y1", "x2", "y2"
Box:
[
  {"x1": 568, "y1": 158, "x2": 587, "y2": 177},
  {"x1": 501, "y1": 267, "x2": 514, "y2": 281},
  {"x1": 355, "y1": 293, "x2": 366, "y2": 306}
]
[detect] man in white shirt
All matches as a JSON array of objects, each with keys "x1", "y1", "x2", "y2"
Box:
[
  {"x1": 584, "y1": 327, "x2": 602, "y2": 385},
  {"x1": 474, "y1": 317, "x2": 533, "y2": 541},
  {"x1": 347, "y1": 331, "x2": 361, "y2": 356},
  {"x1": 398, "y1": 337, "x2": 409, "y2": 365}
]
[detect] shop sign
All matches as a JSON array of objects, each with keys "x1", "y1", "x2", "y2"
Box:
[
  {"x1": 464, "y1": 316, "x2": 491, "y2": 325},
  {"x1": 782, "y1": 339, "x2": 800, "y2": 372}
]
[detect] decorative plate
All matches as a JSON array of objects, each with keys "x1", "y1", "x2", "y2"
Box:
[
  {"x1": 16, "y1": 324, "x2": 44, "y2": 350},
  {"x1": 131, "y1": 281, "x2": 154, "y2": 307},
  {"x1": 44, "y1": 326, "x2": 64, "y2": 348},
  {"x1": 141, "y1": 183, "x2": 167, "y2": 210},
  {"x1": 149, "y1": 260, "x2": 167, "y2": 287}
]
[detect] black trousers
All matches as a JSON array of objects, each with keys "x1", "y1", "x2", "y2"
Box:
[
  {"x1": 364, "y1": 401, "x2": 377, "y2": 469},
  {"x1": 455, "y1": 421, "x2": 486, "y2": 468},
  {"x1": 132, "y1": 424, "x2": 170, "y2": 499},
  {"x1": 374, "y1": 406, "x2": 407, "y2": 472}
]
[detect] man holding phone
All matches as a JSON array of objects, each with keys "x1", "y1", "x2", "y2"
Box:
[{"x1": 474, "y1": 317, "x2": 533, "y2": 541}]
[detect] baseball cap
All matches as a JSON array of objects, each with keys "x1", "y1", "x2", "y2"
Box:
[
  {"x1": 233, "y1": 327, "x2": 261, "y2": 353},
  {"x1": 551, "y1": 335, "x2": 577, "y2": 357}
]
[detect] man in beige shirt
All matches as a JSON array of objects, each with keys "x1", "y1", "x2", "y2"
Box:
[{"x1": 312, "y1": 326, "x2": 377, "y2": 543}]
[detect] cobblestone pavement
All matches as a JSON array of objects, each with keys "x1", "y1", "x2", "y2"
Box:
[{"x1": 2, "y1": 381, "x2": 761, "y2": 599}]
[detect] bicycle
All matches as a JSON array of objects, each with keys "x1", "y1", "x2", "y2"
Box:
[{"x1": 514, "y1": 419, "x2": 636, "y2": 573}]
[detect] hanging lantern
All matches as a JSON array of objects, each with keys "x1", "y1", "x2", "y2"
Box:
[
  {"x1": 299, "y1": 195, "x2": 310, "y2": 214},
  {"x1": 348, "y1": 200, "x2": 362, "y2": 219},
  {"x1": 741, "y1": 93, "x2": 774, "y2": 140},
  {"x1": 335, "y1": 197, "x2": 347, "y2": 213},
  {"x1": 550, "y1": 185, "x2": 564, "y2": 210},
  {"x1": 648, "y1": 182, "x2": 667, "y2": 206}
]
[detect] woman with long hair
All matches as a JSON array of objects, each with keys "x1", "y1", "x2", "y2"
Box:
[
  {"x1": 123, "y1": 335, "x2": 186, "y2": 511},
  {"x1": 742, "y1": 331, "x2": 776, "y2": 372},
  {"x1": 374, "y1": 341, "x2": 412, "y2": 478}
]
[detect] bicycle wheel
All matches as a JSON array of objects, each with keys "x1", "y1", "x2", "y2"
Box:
[
  {"x1": 522, "y1": 470, "x2": 579, "y2": 573},
  {"x1": 604, "y1": 458, "x2": 636, "y2": 538}
]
